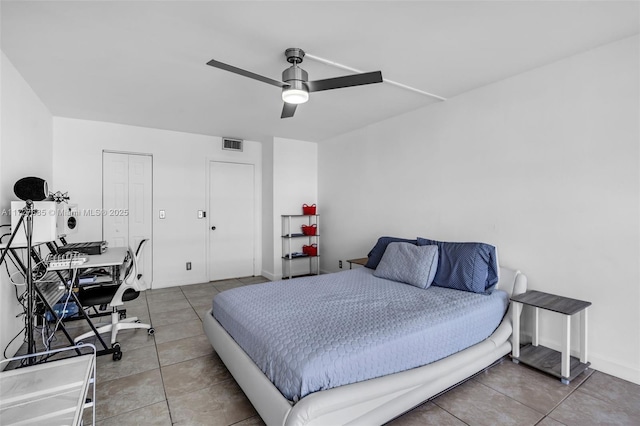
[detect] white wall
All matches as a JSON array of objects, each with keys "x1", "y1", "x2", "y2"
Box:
[
  {"x1": 319, "y1": 36, "x2": 639, "y2": 384},
  {"x1": 0, "y1": 51, "x2": 53, "y2": 359},
  {"x1": 261, "y1": 139, "x2": 275, "y2": 278},
  {"x1": 52, "y1": 117, "x2": 262, "y2": 289},
  {"x1": 262, "y1": 137, "x2": 318, "y2": 280}
]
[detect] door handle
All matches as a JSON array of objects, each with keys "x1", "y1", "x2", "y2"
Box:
[{"x1": 211, "y1": 226, "x2": 216, "y2": 231}]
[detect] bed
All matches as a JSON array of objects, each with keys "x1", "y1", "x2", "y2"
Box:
[{"x1": 203, "y1": 240, "x2": 527, "y2": 426}]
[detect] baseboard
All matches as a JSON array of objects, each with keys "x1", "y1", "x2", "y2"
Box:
[
  {"x1": 151, "y1": 274, "x2": 209, "y2": 289},
  {"x1": 261, "y1": 271, "x2": 277, "y2": 281},
  {"x1": 587, "y1": 353, "x2": 640, "y2": 385}
]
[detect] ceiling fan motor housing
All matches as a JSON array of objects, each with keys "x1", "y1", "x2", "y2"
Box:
[
  {"x1": 282, "y1": 66, "x2": 308, "y2": 86},
  {"x1": 282, "y1": 49, "x2": 310, "y2": 104}
]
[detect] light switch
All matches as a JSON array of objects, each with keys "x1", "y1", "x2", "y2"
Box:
[
  {"x1": 197, "y1": 210, "x2": 204, "y2": 219},
  {"x1": 159, "y1": 210, "x2": 166, "y2": 219}
]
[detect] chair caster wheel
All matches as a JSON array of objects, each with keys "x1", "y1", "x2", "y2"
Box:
[
  {"x1": 148, "y1": 328, "x2": 155, "y2": 335},
  {"x1": 112, "y1": 343, "x2": 122, "y2": 361},
  {"x1": 119, "y1": 311, "x2": 127, "y2": 320},
  {"x1": 135, "y1": 319, "x2": 141, "y2": 323}
]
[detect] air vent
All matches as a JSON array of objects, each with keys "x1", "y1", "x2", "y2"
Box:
[{"x1": 222, "y1": 137, "x2": 243, "y2": 152}]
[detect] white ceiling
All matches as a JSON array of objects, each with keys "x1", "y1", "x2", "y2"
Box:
[{"x1": 1, "y1": 1, "x2": 638, "y2": 143}]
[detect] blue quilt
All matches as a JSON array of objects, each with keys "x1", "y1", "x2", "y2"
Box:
[{"x1": 212, "y1": 268, "x2": 508, "y2": 401}]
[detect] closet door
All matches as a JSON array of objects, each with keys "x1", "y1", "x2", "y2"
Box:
[
  {"x1": 103, "y1": 152, "x2": 153, "y2": 288},
  {"x1": 127, "y1": 154, "x2": 153, "y2": 288},
  {"x1": 103, "y1": 153, "x2": 129, "y2": 248}
]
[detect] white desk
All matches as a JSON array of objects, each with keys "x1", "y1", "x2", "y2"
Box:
[
  {"x1": 78, "y1": 246, "x2": 130, "y2": 286},
  {"x1": 0, "y1": 244, "x2": 127, "y2": 268},
  {"x1": 1, "y1": 244, "x2": 131, "y2": 359},
  {"x1": 81, "y1": 246, "x2": 129, "y2": 269},
  {"x1": 42, "y1": 247, "x2": 131, "y2": 357}
]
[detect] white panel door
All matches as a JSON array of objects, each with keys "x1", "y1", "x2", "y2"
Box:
[
  {"x1": 103, "y1": 152, "x2": 153, "y2": 288},
  {"x1": 209, "y1": 161, "x2": 255, "y2": 281},
  {"x1": 127, "y1": 155, "x2": 153, "y2": 288}
]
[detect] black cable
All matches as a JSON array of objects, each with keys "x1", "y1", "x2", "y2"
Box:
[
  {"x1": 4, "y1": 259, "x2": 21, "y2": 302},
  {"x1": 45, "y1": 267, "x2": 75, "y2": 351},
  {"x1": 1, "y1": 219, "x2": 36, "y2": 362},
  {"x1": 2, "y1": 253, "x2": 28, "y2": 362},
  {"x1": 3, "y1": 326, "x2": 25, "y2": 359},
  {"x1": 2, "y1": 214, "x2": 81, "y2": 363}
]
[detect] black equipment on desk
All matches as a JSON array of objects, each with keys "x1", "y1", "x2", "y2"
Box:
[{"x1": 58, "y1": 241, "x2": 108, "y2": 255}]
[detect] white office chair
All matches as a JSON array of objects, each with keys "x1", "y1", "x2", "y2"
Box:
[{"x1": 74, "y1": 239, "x2": 154, "y2": 360}]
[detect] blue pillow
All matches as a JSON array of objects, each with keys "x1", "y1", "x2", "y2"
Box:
[
  {"x1": 373, "y1": 242, "x2": 439, "y2": 289},
  {"x1": 365, "y1": 236, "x2": 417, "y2": 269},
  {"x1": 417, "y1": 237, "x2": 498, "y2": 294}
]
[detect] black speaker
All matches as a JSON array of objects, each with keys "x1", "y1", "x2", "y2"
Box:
[{"x1": 14, "y1": 177, "x2": 48, "y2": 201}]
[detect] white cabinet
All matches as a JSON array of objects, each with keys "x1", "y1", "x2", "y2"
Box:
[{"x1": 281, "y1": 215, "x2": 320, "y2": 279}]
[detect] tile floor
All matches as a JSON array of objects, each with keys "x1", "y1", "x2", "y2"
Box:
[{"x1": 13, "y1": 276, "x2": 640, "y2": 425}]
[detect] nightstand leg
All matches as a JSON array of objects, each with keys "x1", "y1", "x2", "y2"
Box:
[
  {"x1": 532, "y1": 307, "x2": 539, "y2": 346},
  {"x1": 561, "y1": 314, "x2": 571, "y2": 380},
  {"x1": 580, "y1": 308, "x2": 588, "y2": 363},
  {"x1": 512, "y1": 302, "x2": 521, "y2": 359}
]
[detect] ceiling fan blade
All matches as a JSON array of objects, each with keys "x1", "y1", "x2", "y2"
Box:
[
  {"x1": 307, "y1": 71, "x2": 383, "y2": 93},
  {"x1": 281, "y1": 103, "x2": 297, "y2": 119},
  {"x1": 206, "y1": 59, "x2": 288, "y2": 88}
]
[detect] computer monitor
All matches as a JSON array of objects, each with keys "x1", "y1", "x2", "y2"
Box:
[{"x1": 10, "y1": 201, "x2": 58, "y2": 246}]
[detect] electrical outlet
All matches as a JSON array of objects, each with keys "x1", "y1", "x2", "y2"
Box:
[
  {"x1": 339, "y1": 260, "x2": 343, "y2": 269},
  {"x1": 197, "y1": 210, "x2": 204, "y2": 219},
  {"x1": 159, "y1": 210, "x2": 166, "y2": 219},
  {"x1": 186, "y1": 262, "x2": 192, "y2": 270}
]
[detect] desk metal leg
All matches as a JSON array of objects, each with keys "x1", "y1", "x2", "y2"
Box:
[
  {"x1": 561, "y1": 314, "x2": 571, "y2": 383},
  {"x1": 69, "y1": 290, "x2": 111, "y2": 351},
  {"x1": 32, "y1": 285, "x2": 82, "y2": 356}
]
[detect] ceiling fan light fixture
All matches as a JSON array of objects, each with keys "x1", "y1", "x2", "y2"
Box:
[{"x1": 282, "y1": 88, "x2": 309, "y2": 104}]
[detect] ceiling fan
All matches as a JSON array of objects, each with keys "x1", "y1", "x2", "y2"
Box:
[{"x1": 206, "y1": 48, "x2": 383, "y2": 118}]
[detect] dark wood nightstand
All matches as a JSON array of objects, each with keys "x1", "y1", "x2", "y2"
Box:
[
  {"x1": 511, "y1": 290, "x2": 591, "y2": 384},
  {"x1": 346, "y1": 257, "x2": 368, "y2": 269}
]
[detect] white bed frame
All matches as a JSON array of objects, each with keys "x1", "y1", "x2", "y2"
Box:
[{"x1": 203, "y1": 266, "x2": 527, "y2": 426}]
